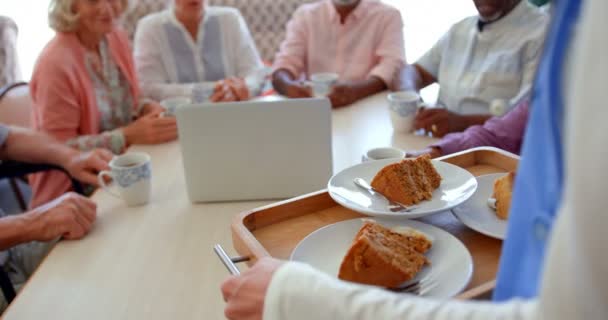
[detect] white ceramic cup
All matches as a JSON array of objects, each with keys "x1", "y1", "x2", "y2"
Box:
[
  {"x1": 362, "y1": 147, "x2": 406, "y2": 162},
  {"x1": 387, "y1": 91, "x2": 424, "y2": 133},
  {"x1": 308, "y1": 73, "x2": 339, "y2": 97},
  {"x1": 160, "y1": 97, "x2": 191, "y2": 117},
  {"x1": 98, "y1": 152, "x2": 152, "y2": 207}
]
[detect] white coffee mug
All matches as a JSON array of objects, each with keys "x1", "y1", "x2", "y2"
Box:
[
  {"x1": 307, "y1": 73, "x2": 339, "y2": 97},
  {"x1": 387, "y1": 91, "x2": 424, "y2": 133},
  {"x1": 160, "y1": 97, "x2": 191, "y2": 117},
  {"x1": 362, "y1": 147, "x2": 406, "y2": 162},
  {"x1": 98, "y1": 152, "x2": 152, "y2": 207}
]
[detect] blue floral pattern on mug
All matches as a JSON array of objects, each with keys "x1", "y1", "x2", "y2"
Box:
[{"x1": 114, "y1": 163, "x2": 151, "y2": 188}]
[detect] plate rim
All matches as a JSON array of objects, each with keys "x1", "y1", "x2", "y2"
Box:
[
  {"x1": 290, "y1": 218, "x2": 474, "y2": 298},
  {"x1": 327, "y1": 159, "x2": 478, "y2": 219},
  {"x1": 452, "y1": 173, "x2": 509, "y2": 240}
]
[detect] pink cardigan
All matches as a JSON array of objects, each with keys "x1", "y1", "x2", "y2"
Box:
[{"x1": 29, "y1": 29, "x2": 140, "y2": 209}]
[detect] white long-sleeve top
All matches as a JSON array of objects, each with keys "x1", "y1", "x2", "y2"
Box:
[
  {"x1": 133, "y1": 7, "x2": 263, "y2": 101},
  {"x1": 263, "y1": 1, "x2": 608, "y2": 319}
]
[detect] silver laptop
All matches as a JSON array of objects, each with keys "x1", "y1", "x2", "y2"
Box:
[{"x1": 176, "y1": 98, "x2": 333, "y2": 202}]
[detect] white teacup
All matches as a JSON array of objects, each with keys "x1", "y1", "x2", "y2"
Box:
[
  {"x1": 362, "y1": 147, "x2": 406, "y2": 162},
  {"x1": 388, "y1": 91, "x2": 424, "y2": 133},
  {"x1": 98, "y1": 152, "x2": 152, "y2": 207},
  {"x1": 160, "y1": 97, "x2": 191, "y2": 117},
  {"x1": 308, "y1": 73, "x2": 339, "y2": 97}
]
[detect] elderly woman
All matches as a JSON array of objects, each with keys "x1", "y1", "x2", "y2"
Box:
[
  {"x1": 29, "y1": 0, "x2": 178, "y2": 208},
  {"x1": 133, "y1": 0, "x2": 264, "y2": 102}
]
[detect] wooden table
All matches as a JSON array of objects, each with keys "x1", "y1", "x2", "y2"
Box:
[{"x1": 2, "y1": 93, "x2": 437, "y2": 320}]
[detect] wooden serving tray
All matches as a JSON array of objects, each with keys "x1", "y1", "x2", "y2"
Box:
[{"x1": 231, "y1": 147, "x2": 519, "y2": 299}]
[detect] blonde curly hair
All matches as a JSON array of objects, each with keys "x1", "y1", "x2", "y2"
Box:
[{"x1": 48, "y1": 0, "x2": 131, "y2": 32}]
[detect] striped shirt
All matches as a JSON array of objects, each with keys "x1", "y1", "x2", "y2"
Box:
[
  {"x1": 416, "y1": 1, "x2": 549, "y2": 115},
  {"x1": 134, "y1": 7, "x2": 263, "y2": 101}
]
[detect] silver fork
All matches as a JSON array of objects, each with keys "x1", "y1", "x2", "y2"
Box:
[
  {"x1": 353, "y1": 178, "x2": 418, "y2": 213},
  {"x1": 390, "y1": 275, "x2": 437, "y2": 296}
]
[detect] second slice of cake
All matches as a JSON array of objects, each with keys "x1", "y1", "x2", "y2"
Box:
[{"x1": 338, "y1": 220, "x2": 433, "y2": 288}]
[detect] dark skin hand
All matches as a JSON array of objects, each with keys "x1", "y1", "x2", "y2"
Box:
[
  {"x1": 272, "y1": 69, "x2": 312, "y2": 98},
  {"x1": 415, "y1": 108, "x2": 492, "y2": 137},
  {"x1": 328, "y1": 77, "x2": 387, "y2": 108},
  {"x1": 272, "y1": 69, "x2": 387, "y2": 108},
  {"x1": 397, "y1": 64, "x2": 492, "y2": 136}
]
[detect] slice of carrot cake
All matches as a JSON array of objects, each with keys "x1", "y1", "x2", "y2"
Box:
[
  {"x1": 370, "y1": 155, "x2": 442, "y2": 206},
  {"x1": 338, "y1": 220, "x2": 432, "y2": 288}
]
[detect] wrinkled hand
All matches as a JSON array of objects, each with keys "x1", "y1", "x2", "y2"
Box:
[
  {"x1": 211, "y1": 78, "x2": 251, "y2": 102},
  {"x1": 29, "y1": 192, "x2": 97, "y2": 241},
  {"x1": 414, "y1": 108, "x2": 464, "y2": 138},
  {"x1": 221, "y1": 258, "x2": 284, "y2": 320},
  {"x1": 140, "y1": 101, "x2": 166, "y2": 117},
  {"x1": 63, "y1": 149, "x2": 113, "y2": 186},
  {"x1": 405, "y1": 147, "x2": 442, "y2": 159},
  {"x1": 123, "y1": 110, "x2": 178, "y2": 145},
  {"x1": 328, "y1": 83, "x2": 359, "y2": 108}
]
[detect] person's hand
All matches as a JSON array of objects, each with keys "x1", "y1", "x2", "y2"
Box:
[
  {"x1": 414, "y1": 108, "x2": 465, "y2": 137},
  {"x1": 221, "y1": 257, "x2": 285, "y2": 320},
  {"x1": 328, "y1": 83, "x2": 360, "y2": 108},
  {"x1": 284, "y1": 81, "x2": 312, "y2": 99},
  {"x1": 63, "y1": 149, "x2": 113, "y2": 186},
  {"x1": 123, "y1": 110, "x2": 178, "y2": 145},
  {"x1": 406, "y1": 147, "x2": 442, "y2": 159},
  {"x1": 140, "y1": 102, "x2": 166, "y2": 117},
  {"x1": 28, "y1": 192, "x2": 97, "y2": 241},
  {"x1": 211, "y1": 78, "x2": 251, "y2": 102}
]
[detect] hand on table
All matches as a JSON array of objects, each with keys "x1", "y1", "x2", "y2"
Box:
[
  {"x1": 28, "y1": 192, "x2": 97, "y2": 241},
  {"x1": 140, "y1": 101, "x2": 166, "y2": 117},
  {"x1": 63, "y1": 149, "x2": 113, "y2": 187},
  {"x1": 406, "y1": 147, "x2": 442, "y2": 159},
  {"x1": 123, "y1": 110, "x2": 178, "y2": 145},
  {"x1": 283, "y1": 81, "x2": 312, "y2": 99},
  {"x1": 414, "y1": 108, "x2": 465, "y2": 138},
  {"x1": 328, "y1": 82, "x2": 360, "y2": 108},
  {"x1": 211, "y1": 78, "x2": 251, "y2": 102},
  {"x1": 221, "y1": 257, "x2": 284, "y2": 320}
]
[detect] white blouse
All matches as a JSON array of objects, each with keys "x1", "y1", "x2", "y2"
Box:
[
  {"x1": 416, "y1": 1, "x2": 549, "y2": 115},
  {"x1": 262, "y1": 1, "x2": 608, "y2": 318},
  {"x1": 133, "y1": 7, "x2": 263, "y2": 101}
]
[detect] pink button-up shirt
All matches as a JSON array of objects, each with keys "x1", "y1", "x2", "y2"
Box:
[{"x1": 274, "y1": 0, "x2": 405, "y2": 86}]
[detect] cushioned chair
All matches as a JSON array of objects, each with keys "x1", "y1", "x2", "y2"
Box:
[{"x1": 122, "y1": 0, "x2": 316, "y2": 62}]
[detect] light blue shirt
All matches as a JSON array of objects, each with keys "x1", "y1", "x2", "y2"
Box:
[{"x1": 494, "y1": 0, "x2": 582, "y2": 301}]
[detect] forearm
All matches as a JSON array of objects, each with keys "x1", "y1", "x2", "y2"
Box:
[
  {"x1": 0, "y1": 127, "x2": 78, "y2": 169},
  {"x1": 0, "y1": 213, "x2": 38, "y2": 251},
  {"x1": 272, "y1": 69, "x2": 297, "y2": 96},
  {"x1": 141, "y1": 82, "x2": 202, "y2": 102},
  {"x1": 265, "y1": 262, "x2": 538, "y2": 320},
  {"x1": 455, "y1": 114, "x2": 493, "y2": 132},
  {"x1": 350, "y1": 77, "x2": 387, "y2": 101},
  {"x1": 66, "y1": 130, "x2": 125, "y2": 155}
]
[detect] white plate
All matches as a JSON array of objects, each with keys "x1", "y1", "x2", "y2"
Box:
[
  {"x1": 291, "y1": 218, "x2": 473, "y2": 298},
  {"x1": 452, "y1": 173, "x2": 509, "y2": 240},
  {"x1": 328, "y1": 159, "x2": 478, "y2": 219}
]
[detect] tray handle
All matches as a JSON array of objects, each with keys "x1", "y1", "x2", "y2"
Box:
[{"x1": 214, "y1": 244, "x2": 251, "y2": 276}]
